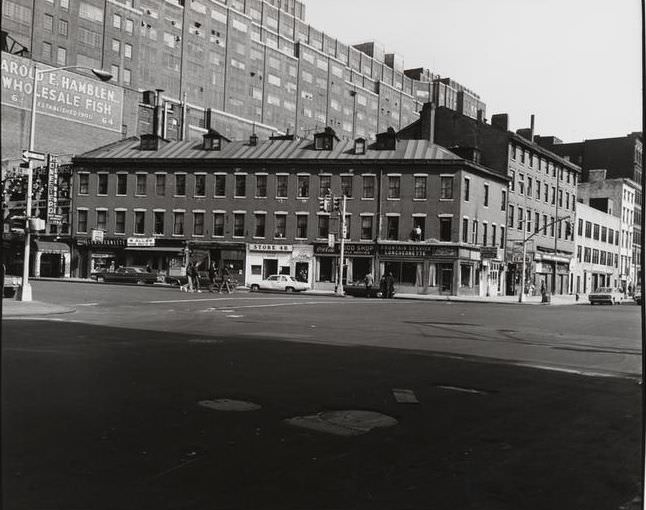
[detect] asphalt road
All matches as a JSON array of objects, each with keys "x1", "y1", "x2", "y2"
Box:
[{"x1": 2, "y1": 281, "x2": 643, "y2": 510}]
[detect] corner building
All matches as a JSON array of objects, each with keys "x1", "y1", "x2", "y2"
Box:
[{"x1": 71, "y1": 128, "x2": 508, "y2": 296}]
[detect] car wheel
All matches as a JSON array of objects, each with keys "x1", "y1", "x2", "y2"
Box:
[
  {"x1": 285, "y1": 286, "x2": 295, "y2": 293},
  {"x1": 97, "y1": 276, "x2": 105, "y2": 283},
  {"x1": 137, "y1": 279, "x2": 146, "y2": 285},
  {"x1": 250, "y1": 284, "x2": 260, "y2": 292}
]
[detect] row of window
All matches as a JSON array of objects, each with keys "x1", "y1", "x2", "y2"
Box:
[
  {"x1": 577, "y1": 219, "x2": 620, "y2": 246},
  {"x1": 510, "y1": 145, "x2": 577, "y2": 185},
  {"x1": 576, "y1": 246, "x2": 620, "y2": 268},
  {"x1": 78, "y1": 172, "x2": 484, "y2": 201},
  {"x1": 509, "y1": 171, "x2": 576, "y2": 212},
  {"x1": 508, "y1": 205, "x2": 574, "y2": 241},
  {"x1": 76, "y1": 209, "x2": 461, "y2": 243},
  {"x1": 461, "y1": 218, "x2": 505, "y2": 249}
]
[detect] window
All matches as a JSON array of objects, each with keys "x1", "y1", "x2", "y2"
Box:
[
  {"x1": 235, "y1": 174, "x2": 246, "y2": 197},
  {"x1": 593, "y1": 224, "x2": 600, "y2": 240},
  {"x1": 471, "y1": 220, "x2": 478, "y2": 244},
  {"x1": 558, "y1": 189, "x2": 563, "y2": 207},
  {"x1": 550, "y1": 217, "x2": 555, "y2": 237},
  {"x1": 175, "y1": 174, "x2": 186, "y2": 196},
  {"x1": 551, "y1": 187, "x2": 556, "y2": 205},
  {"x1": 464, "y1": 177, "x2": 470, "y2": 201},
  {"x1": 362, "y1": 175, "x2": 375, "y2": 199},
  {"x1": 193, "y1": 212, "x2": 205, "y2": 236},
  {"x1": 44, "y1": 14, "x2": 53, "y2": 31},
  {"x1": 154, "y1": 211, "x2": 164, "y2": 235},
  {"x1": 499, "y1": 226, "x2": 505, "y2": 249},
  {"x1": 544, "y1": 184, "x2": 549, "y2": 203},
  {"x1": 526, "y1": 177, "x2": 532, "y2": 197},
  {"x1": 518, "y1": 174, "x2": 525, "y2": 195},
  {"x1": 483, "y1": 183, "x2": 489, "y2": 207},
  {"x1": 584, "y1": 247, "x2": 591, "y2": 263},
  {"x1": 297, "y1": 175, "x2": 310, "y2": 198},
  {"x1": 585, "y1": 221, "x2": 592, "y2": 238},
  {"x1": 136, "y1": 174, "x2": 146, "y2": 195},
  {"x1": 543, "y1": 215, "x2": 548, "y2": 235},
  {"x1": 42, "y1": 42, "x2": 52, "y2": 60},
  {"x1": 386, "y1": 216, "x2": 399, "y2": 240},
  {"x1": 275, "y1": 214, "x2": 286, "y2": 238},
  {"x1": 97, "y1": 174, "x2": 108, "y2": 195},
  {"x1": 361, "y1": 216, "x2": 373, "y2": 240},
  {"x1": 343, "y1": 215, "x2": 351, "y2": 239},
  {"x1": 276, "y1": 175, "x2": 288, "y2": 198},
  {"x1": 318, "y1": 215, "x2": 329, "y2": 238},
  {"x1": 526, "y1": 209, "x2": 532, "y2": 232},
  {"x1": 254, "y1": 214, "x2": 266, "y2": 237},
  {"x1": 341, "y1": 175, "x2": 353, "y2": 198},
  {"x1": 510, "y1": 170, "x2": 515, "y2": 192},
  {"x1": 124, "y1": 18, "x2": 133, "y2": 34},
  {"x1": 113, "y1": 13, "x2": 121, "y2": 29},
  {"x1": 173, "y1": 212, "x2": 184, "y2": 235},
  {"x1": 440, "y1": 176, "x2": 453, "y2": 199},
  {"x1": 414, "y1": 176, "x2": 427, "y2": 199},
  {"x1": 195, "y1": 174, "x2": 206, "y2": 197},
  {"x1": 501, "y1": 189, "x2": 507, "y2": 211},
  {"x1": 578, "y1": 219, "x2": 583, "y2": 236},
  {"x1": 492, "y1": 225, "x2": 497, "y2": 247},
  {"x1": 213, "y1": 213, "x2": 225, "y2": 237},
  {"x1": 462, "y1": 218, "x2": 469, "y2": 243},
  {"x1": 155, "y1": 174, "x2": 166, "y2": 196},
  {"x1": 592, "y1": 249, "x2": 600, "y2": 265},
  {"x1": 77, "y1": 210, "x2": 88, "y2": 233},
  {"x1": 482, "y1": 223, "x2": 488, "y2": 246},
  {"x1": 79, "y1": 174, "x2": 89, "y2": 195},
  {"x1": 508, "y1": 205, "x2": 514, "y2": 228},
  {"x1": 608, "y1": 228, "x2": 614, "y2": 245},
  {"x1": 115, "y1": 211, "x2": 126, "y2": 234},
  {"x1": 577, "y1": 246, "x2": 582, "y2": 262},
  {"x1": 388, "y1": 176, "x2": 400, "y2": 199},
  {"x1": 124, "y1": 43, "x2": 132, "y2": 59},
  {"x1": 233, "y1": 213, "x2": 245, "y2": 237},
  {"x1": 123, "y1": 69, "x2": 131, "y2": 85},
  {"x1": 96, "y1": 210, "x2": 107, "y2": 230},
  {"x1": 296, "y1": 215, "x2": 308, "y2": 238},
  {"x1": 534, "y1": 212, "x2": 540, "y2": 234},
  {"x1": 214, "y1": 174, "x2": 226, "y2": 197},
  {"x1": 110, "y1": 65, "x2": 119, "y2": 81},
  {"x1": 112, "y1": 38, "x2": 120, "y2": 53},
  {"x1": 134, "y1": 211, "x2": 145, "y2": 234},
  {"x1": 439, "y1": 217, "x2": 452, "y2": 242},
  {"x1": 319, "y1": 175, "x2": 331, "y2": 197},
  {"x1": 565, "y1": 192, "x2": 570, "y2": 210},
  {"x1": 517, "y1": 208, "x2": 524, "y2": 230},
  {"x1": 256, "y1": 175, "x2": 267, "y2": 198},
  {"x1": 535, "y1": 180, "x2": 541, "y2": 200},
  {"x1": 57, "y1": 46, "x2": 66, "y2": 65}
]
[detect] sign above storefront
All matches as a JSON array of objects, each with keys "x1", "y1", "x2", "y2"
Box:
[
  {"x1": 315, "y1": 243, "x2": 375, "y2": 256},
  {"x1": 249, "y1": 243, "x2": 293, "y2": 252},
  {"x1": 480, "y1": 246, "x2": 501, "y2": 259},
  {"x1": 91, "y1": 229, "x2": 104, "y2": 242},
  {"x1": 127, "y1": 237, "x2": 155, "y2": 247},
  {"x1": 379, "y1": 244, "x2": 431, "y2": 258},
  {"x1": 430, "y1": 246, "x2": 458, "y2": 258}
]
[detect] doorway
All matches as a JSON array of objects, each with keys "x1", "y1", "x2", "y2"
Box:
[
  {"x1": 263, "y1": 259, "x2": 278, "y2": 278},
  {"x1": 295, "y1": 262, "x2": 309, "y2": 282},
  {"x1": 439, "y1": 263, "x2": 453, "y2": 294}
]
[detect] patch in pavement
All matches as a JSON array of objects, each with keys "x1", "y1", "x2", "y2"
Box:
[
  {"x1": 188, "y1": 338, "x2": 224, "y2": 344},
  {"x1": 435, "y1": 385, "x2": 489, "y2": 395},
  {"x1": 284, "y1": 410, "x2": 398, "y2": 436},
  {"x1": 198, "y1": 399, "x2": 261, "y2": 411},
  {"x1": 392, "y1": 388, "x2": 419, "y2": 404}
]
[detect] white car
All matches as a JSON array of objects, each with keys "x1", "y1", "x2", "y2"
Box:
[
  {"x1": 588, "y1": 287, "x2": 624, "y2": 305},
  {"x1": 249, "y1": 275, "x2": 309, "y2": 293}
]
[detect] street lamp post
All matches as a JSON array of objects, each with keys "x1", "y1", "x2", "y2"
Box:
[{"x1": 16, "y1": 63, "x2": 112, "y2": 302}]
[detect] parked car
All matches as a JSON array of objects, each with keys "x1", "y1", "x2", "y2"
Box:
[
  {"x1": 92, "y1": 266, "x2": 163, "y2": 285},
  {"x1": 588, "y1": 287, "x2": 624, "y2": 305},
  {"x1": 165, "y1": 271, "x2": 212, "y2": 289},
  {"x1": 343, "y1": 281, "x2": 380, "y2": 298},
  {"x1": 249, "y1": 274, "x2": 309, "y2": 293}
]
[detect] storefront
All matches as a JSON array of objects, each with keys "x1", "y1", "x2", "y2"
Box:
[
  {"x1": 480, "y1": 247, "x2": 504, "y2": 297},
  {"x1": 32, "y1": 240, "x2": 71, "y2": 278},
  {"x1": 246, "y1": 243, "x2": 313, "y2": 286},
  {"x1": 313, "y1": 242, "x2": 375, "y2": 288},
  {"x1": 534, "y1": 253, "x2": 572, "y2": 295}
]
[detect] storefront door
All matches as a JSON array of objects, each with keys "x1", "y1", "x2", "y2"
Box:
[
  {"x1": 295, "y1": 262, "x2": 309, "y2": 282},
  {"x1": 263, "y1": 259, "x2": 278, "y2": 278},
  {"x1": 440, "y1": 264, "x2": 453, "y2": 293}
]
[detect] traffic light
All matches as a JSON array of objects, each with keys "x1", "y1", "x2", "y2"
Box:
[
  {"x1": 319, "y1": 196, "x2": 330, "y2": 213},
  {"x1": 333, "y1": 197, "x2": 341, "y2": 211}
]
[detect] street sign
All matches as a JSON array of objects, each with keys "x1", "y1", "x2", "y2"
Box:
[
  {"x1": 327, "y1": 234, "x2": 335, "y2": 248},
  {"x1": 21, "y1": 150, "x2": 46, "y2": 163}
]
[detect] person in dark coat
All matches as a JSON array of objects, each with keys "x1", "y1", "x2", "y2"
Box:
[
  {"x1": 379, "y1": 275, "x2": 387, "y2": 299},
  {"x1": 208, "y1": 262, "x2": 218, "y2": 293},
  {"x1": 385, "y1": 272, "x2": 395, "y2": 298}
]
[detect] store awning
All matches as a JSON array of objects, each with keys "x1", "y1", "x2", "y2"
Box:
[{"x1": 33, "y1": 240, "x2": 70, "y2": 254}]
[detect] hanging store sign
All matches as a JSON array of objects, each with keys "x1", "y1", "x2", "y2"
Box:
[
  {"x1": 1, "y1": 53, "x2": 123, "y2": 132},
  {"x1": 46, "y1": 155, "x2": 61, "y2": 224}
]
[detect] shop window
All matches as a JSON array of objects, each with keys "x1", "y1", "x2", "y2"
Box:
[
  {"x1": 254, "y1": 214, "x2": 266, "y2": 238},
  {"x1": 256, "y1": 175, "x2": 267, "y2": 198},
  {"x1": 386, "y1": 216, "x2": 399, "y2": 240},
  {"x1": 77, "y1": 209, "x2": 88, "y2": 233},
  {"x1": 173, "y1": 212, "x2": 184, "y2": 235},
  {"x1": 156, "y1": 174, "x2": 166, "y2": 196},
  {"x1": 79, "y1": 174, "x2": 89, "y2": 195},
  {"x1": 296, "y1": 215, "x2": 308, "y2": 239},
  {"x1": 97, "y1": 174, "x2": 108, "y2": 195},
  {"x1": 233, "y1": 213, "x2": 245, "y2": 237},
  {"x1": 297, "y1": 175, "x2": 310, "y2": 198},
  {"x1": 251, "y1": 265, "x2": 262, "y2": 275},
  {"x1": 117, "y1": 174, "x2": 127, "y2": 195},
  {"x1": 193, "y1": 212, "x2": 204, "y2": 236},
  {"x1": 195, "y1": 174, "x2": 206, "y2": 197},
  {"x1": 214, "y1": 174, "x2": 226, "y2": 197},
  {"x1": 235, "y1": 174, "x2": 246, "y2": 197},
  {"x1": 275, "y1": 214, "x2": 286, "y2": 238},
  {"x1": 361, "y1": 216, "x2": 373, "y2": 240},
  {"x1": 154, "y1": 211, "x2": 164, "y2": 235},
  {"x1": 213, "y1": 213, "x2": 224, "y2": 237},
  {"x1": 460, "y1": 264, "x2": 472, "y2": 287},
  {"x1": 175, "y1": 174, "x2": 186, "y2": 196},
  {"x1": 318, "y1": 215, "x2": 329, "y2": 238},
  {"x1": 115, "y1": 211, "x2": 126, "y2": 234},
  {"x1": 134, "y1": 211, "x2": 145, "y2": 234},
  {"x1": 276, "y1": 175, "x2": 288, "y2": 198},
  {"x1": 439, "y1": 217, "x2": 452, "y2": 241}
]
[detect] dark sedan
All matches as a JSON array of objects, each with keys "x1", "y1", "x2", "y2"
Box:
[{"x1": 92, "y1": 266, "x2": 162, "y2": 285}]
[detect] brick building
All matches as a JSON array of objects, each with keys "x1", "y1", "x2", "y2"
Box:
[
  {"x1": 399, "y1": 104, "x2": 581, "y2": 295},
  {"x1": 70, "y1": 128, "x2": 508, "y2": 296}
]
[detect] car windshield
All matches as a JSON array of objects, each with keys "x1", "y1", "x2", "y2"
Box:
[{"x1": 129, "y1": 267, "x2": 146, "y2": 273}]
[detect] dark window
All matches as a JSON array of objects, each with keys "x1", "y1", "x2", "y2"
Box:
[
  {"x1": 499, "y1": 226, "x2": 505, "y2": 249},
  {"x1": 501, "y1": 189, "x2": 507, "y2": 210},
  {"x1": 341, "y1": 175, "x2": 353, "y2": 197},
  {"x1": 492, "y1": 225, "x2": 497, "y2": 247},
  {"x1": 175, "y1": 174, "x2": 186, "y2": 196},
  {"x1": 343, "y1": 215, "x2": 350, "y2": 239},
  {"x1": 193, "y1": 212, "x2": 204, "y2": 236},
  {"x1": 517, "y1": 208, "x2": 524, "y2": 230},
  {"x1": 386, "y1": 216, "x2": 399, "y2": 240},
  {"x1": 235, "y1": 174, "x2": 246, "y2": 197},
  {"x1": 535, "y1": 212, "x2": 540, "y2": 234},
  {"x1": 484, "y1": 183, "x2": 489, "y2": 207},
  {"x1": 136, "y1": 174, "x2": 146, "y2": 195},
  {"x1": 79, "y1": 174, "x2": 89, "y2": 195},
  {"x1": 154, "y1": 211, "x2": 164, "y2": 235},
  {"x1": 256, "y1": 175, "x2": 267, "y2": 197},
  {"x1": 439, "y1": 217, "x2": 452, "y2": 242},
  {"x1": 134, "y1": 211, "x2": 145, "y2": 234},
  {"x1": 462, "y1": 218, "x2": 468, "y2": 243},
  {"x1": 255, "y1": 214, "x2": 266, "y2": 237},
  {"x1": 508, "y1": 205, "x2": 514, "y2": 228},
  {"x1": 276, "y1": 175, "x2": 288, "y2": 198},
  {"x1": 362, "y1": 176, "x2": 375, "y2": 199},
  {"x1": 472, "y1": 220, "x2": 478, "y2": 244},
  {"x1": 318, "y1": 215, "x2": 329, "y2": 238},
  {"x1": 195, "y1": 175, "x2": 206, "y2": 197},
  {"x1": 173, "y1": 212, "x2": 185, "y2": 235},
  {"x1": 593, "y1": 223, "x2": 600, "y2": 240},
  {"x1": 96, "y1": 210, "x2": 107, "y2": 230},
  {"x1": 214, "y1": 175, "x2": 226, "y2": 197},
  {"x1": 360, "y1": 216, "x2": 372, "y2": 240},
  {"x1": 296, "y1": 215, "x2": 308, "y2": 238},
  {"x1": 156, "y1": 174, "x2": 166, "y2": 196},
  {"x1": 275, "y1": 214, "x2": 286, "y2": 238},
  {"x1": 117, "y1": 174, "x2": 127, "y2": 195},
  {"x1": 213, "y1": 213, "x2": 224, "y2": 236},
  {"x1": 115, "y1": 211, "x2": 126, "y2": 234},
  {"x1": 98, "y1": 174, "x2": 108, "y2": 195},
  {"x1": 414, "y1": 176, "x2": 427, "y2": 199},
  {"x1": 233, "y1": 213, "x2": 245, "y2": 236},
  {"x1": 464, "y1": 177, "x2": 470, "y2": 201},
  {"x1": 77, "y1": 210, "x2": 88, "y2": 233},
  {"x1": 297, "y1": 175, "x2": 310, "y2": 198},
  {"x1": 482, "y1": 223, "x2": 488, "y2": 246},
  {"x1": 585, "y1": 221, "x2": 592, "y2": 238},
  {"x1": 440, "y1": 176, "x2": 453, "y2": 199},
  {"x1": 319, "y1": 175, "x2": 331, "y2": 197},
  {"x1": 388, "y1": 176, "x2": 400, "y2": 199},
  {"x1": 578, "y1": 219, "x2": 583, "y2": 236}
]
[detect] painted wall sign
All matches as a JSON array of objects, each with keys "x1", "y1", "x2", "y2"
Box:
[
  {"x1": 430, "y1": 246, "x2": 458, "y2": 258},
  {"x1": 249, "y1": 243, "x2": 293, "y2": 252},
  {"x1": 1, "y1": 52, "x2": 124, "y2": 132},
  {"x1": 315, "y1": 243, "x2": 376, "y2": 256}
]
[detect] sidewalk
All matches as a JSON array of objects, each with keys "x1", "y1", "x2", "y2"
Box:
[{"x1": 2, "y1": 299, "x2": 77, "y2": 317}]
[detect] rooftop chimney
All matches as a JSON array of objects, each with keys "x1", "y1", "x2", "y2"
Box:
[
  {"x1": 491, "y1": 113, "x2": 509, "y2": 132},
  {"x1": 420, "y1": 102, "x2": 436, "y2": 144},
  {"x1": 530, "y1": 114, "x2": 535, "y2": 142},
  {"x1": 588, "y1": 169, "x2": 607, "y2": 183}
]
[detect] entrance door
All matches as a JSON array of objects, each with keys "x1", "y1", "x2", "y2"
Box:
[
  {"x1": 295, "y1": 262, "x2": 309, "y2": 283},
  {"x1": 263, "y1": 259, "x2": 278, "y2": 279},
  {"x1": 440, "y1": 264, "x2": 453, "y2": 294}
]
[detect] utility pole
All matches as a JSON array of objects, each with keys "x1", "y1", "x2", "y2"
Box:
[
  {"x1": 553, "y1": 168, "x2": 560, "y2": 295},
  {"x1": 336, "y1": 195, "x2": 347, "y2": 296}
]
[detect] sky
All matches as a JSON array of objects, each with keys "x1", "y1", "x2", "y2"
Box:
[{"x1": 305, "y1": 0, "x2": 643, "y2": 143}]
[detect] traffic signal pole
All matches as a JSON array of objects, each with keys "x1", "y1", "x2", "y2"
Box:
[{"x1": 336, "y1": 195, "x2": 347, "y2": 296}]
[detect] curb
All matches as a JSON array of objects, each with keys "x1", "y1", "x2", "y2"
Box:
[{"x1": 2, "y1": 300, "x2": 77, "y2": 317}]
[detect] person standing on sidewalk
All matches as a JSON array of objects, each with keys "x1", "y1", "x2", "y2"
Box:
[
  {"x1": 208, "y1": 262, "x2": 218, "y2": 293},
  {"x1": 385, "y1": 272, "x2": 395, "y2": 299}
]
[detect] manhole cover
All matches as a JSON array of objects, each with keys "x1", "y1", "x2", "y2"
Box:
[
  {"x1": 198, "y1": 399, "x2": 261, "y2": 412},
  {"x1": 285, "y1": 410, "x2": 398, "y2": 436}
]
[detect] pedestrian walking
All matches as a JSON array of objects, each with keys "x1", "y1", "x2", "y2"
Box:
[
  {"x1": 185, "y1": 262, "x2": 196, "y2": 293},
  {"x1": 379, "y1": 275, "x2": 387, "y2": 299},
  {"x1": 385, "y1": 272, "x2": 395, "y2": 299},
  {"x1": 208, "y1": 262, "x2": 218, "y2": 293},
  {"x1": 219, "y1": 265, "x2": 232, "y2": 293}
]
